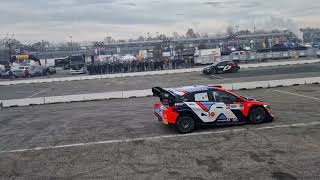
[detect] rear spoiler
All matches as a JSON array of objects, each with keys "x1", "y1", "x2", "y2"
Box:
[{"x1": 152, "y1": 87, "x2": 177, "y2": 105}]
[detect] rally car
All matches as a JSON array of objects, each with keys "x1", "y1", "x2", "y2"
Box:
[
  {"x1": 202, "y1": 60, "x2": 240, "y2": 75},
  {"x1": 152, "y1": 85, "x2": 274, "y2": 133}
]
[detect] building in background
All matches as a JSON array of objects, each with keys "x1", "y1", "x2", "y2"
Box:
[
  {"x1": 0, "y1": 48, "x2": 10, "y2": 65},
  {"x1": 0, "y1": 30, "x2": 302, "y2": 64},
  {"x1": 300, "y1": 28, "x2": 320, "y2": 44},
  {"x1": 94, "y1": 30, "x2": 298, "y2": 56}
]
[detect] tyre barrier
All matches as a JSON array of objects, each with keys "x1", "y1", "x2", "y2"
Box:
[
  {"x1": 1, "y1": 77, "x2": 320, "y2": 108},
  {"x1": 1, "y1": 59, "x2": 319, "y2": 86}
]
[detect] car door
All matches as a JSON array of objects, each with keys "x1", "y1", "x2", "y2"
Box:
[
  {"x1": 209, "y1": 90, "x2": 242, "y2": 123},
  {"x1": 217, "y1": 61, "x2": 227, "y2": 72},
  {"x1": 184, "y1": 91, "x2": 216, "y2": 123}
]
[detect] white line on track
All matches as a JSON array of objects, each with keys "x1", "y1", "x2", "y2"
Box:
[
  {"x1": 211, "y1": 74, "x2": 224, "y2": 79},
  {"x1": 271, "y1": 89, "x2": 320, "y2": 101},
  {"x1": 0, "y1": 121, "x2": 319, "y2": 154},
  {"x1": 27, "y1": 83, "x2": 59, "y2": 98},
  {"x1": 28, "y1": 87, "x2": 51, "y2": 98}
]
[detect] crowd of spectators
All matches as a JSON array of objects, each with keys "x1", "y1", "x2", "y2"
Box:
[{"x1": 87, "y1": 57, "x2": 195, "y2": 74}]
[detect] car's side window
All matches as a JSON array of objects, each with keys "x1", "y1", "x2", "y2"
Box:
[
  {"x1": 211, "y1": 90, "x2": 239, "y2": 104},
  {"x1": 194, "y1": 92, "x2": 209, "y2": 102},
  {"x1": 218, "y1": 62, "x2": 227, "y2": 66}
]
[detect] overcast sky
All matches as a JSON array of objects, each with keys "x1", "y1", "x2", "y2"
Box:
[{"x1": 0, "y1": 0, "x2": 319, "y2": 43}]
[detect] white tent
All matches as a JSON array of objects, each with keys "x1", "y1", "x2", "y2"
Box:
[{"x1": 120, "y1": 54, "x2": 136, "y2": 62}]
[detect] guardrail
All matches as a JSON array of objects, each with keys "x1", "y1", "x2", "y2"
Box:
[
  {"x1": 1, "y1": 59, "x2": 320, "y2": 86},
  {"x1": 1, "y1": 77, "x2": 319, "y2": 108}
]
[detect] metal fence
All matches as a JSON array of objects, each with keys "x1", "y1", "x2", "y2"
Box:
[{"x1": 198, "y1": 48, "x2": 320, "y2": 64}]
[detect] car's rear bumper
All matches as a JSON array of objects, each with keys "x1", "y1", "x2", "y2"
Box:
[
  {"x1": 154, "y1": 104, "x2": 166, "y2": 123},
  {"x1": 154, "y1": 104, "x2": 178, "y2": 125},
  {"x1": 154, "y1": 112, "x2": 163, "y2": 122}
]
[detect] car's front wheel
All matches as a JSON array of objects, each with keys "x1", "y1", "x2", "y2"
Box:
[
  {"x1": 249, "y1": 106, "x2": 267, "y2": 124},
  {"x1": 176, "y1": 115, "x2": 195, "y2": 134},
  {"x1": 202, "y1": 70, "x2": 210, "y2": 75},
  {"x1": 210, "y1": 68, "x2": 217, "y2": 74}
]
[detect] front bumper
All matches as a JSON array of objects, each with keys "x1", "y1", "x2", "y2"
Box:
[
  {"x1": 264, "y1": 105, "x2": 275, "y2": 121},
  {"x1": 70, "y1": 69, "x2": 86, "y2": 74},
  {"x1": 269, "y1": 113, "x2": 275, "y2": 121}
]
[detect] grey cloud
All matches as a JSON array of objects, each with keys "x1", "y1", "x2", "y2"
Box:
[
  {"x1": 0, "y1": 0, "x2": 319, "y2": 42},
  {"x1": 203, "y1": 1, "x2": 223, "y2": 7},
  {"x1": 122, "y1": 2, "x2": 137, "y2": 6}
]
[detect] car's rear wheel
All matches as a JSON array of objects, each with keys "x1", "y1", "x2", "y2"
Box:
[
  {"x1": 232, "y1": 68, "x2": 239, "y2": 73},
  {"x1": 176, "y1": 115, "x2": 195, "y2": 134},
  {"x1": 249, "y1": 106, "x2": 267, "y2": 124}
]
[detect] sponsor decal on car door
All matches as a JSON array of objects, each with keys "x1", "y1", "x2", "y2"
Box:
[
  {"x1": 223, "y1": 64, "x2": 232, "y2": 71},
  {"x1": 185, "y1": 102, "x2": 238, "y2": 123}
]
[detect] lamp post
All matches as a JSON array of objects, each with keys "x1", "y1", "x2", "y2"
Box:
[
  {"x1": 41, "y1": 40, "x2": 44, "y2": 52},
  {"x1": 69, "y1": 36, "x2": 73, "y2": 53}
]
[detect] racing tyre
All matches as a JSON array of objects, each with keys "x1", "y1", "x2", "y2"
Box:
[
  {"x1": 249, "y1": 106, "x2": 267, "y2": 124},
  {"x1": 210, "y1": 69, "x2": 217, "y2": 74},
  {"x1": 232, "y1": 68, "x2": 239, "y2": 73},
  {"x1": 176, "y1": 115, "x2": 195, "y2": 134},
  {"x1": 203, "y1": 71, "x2": 210, "y2": 75}
]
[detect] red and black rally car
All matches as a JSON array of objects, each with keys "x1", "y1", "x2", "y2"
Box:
[
  {"x1": 152, "y1": 85, "x2": 274, "y2": 133},
  {"x1": 202, "y1": 60, "x2": 240, "y2": 75}
]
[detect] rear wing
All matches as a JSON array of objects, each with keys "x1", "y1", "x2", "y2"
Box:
[{"x1": 152, "y1": 87, "x2": 177, "y2": 106}]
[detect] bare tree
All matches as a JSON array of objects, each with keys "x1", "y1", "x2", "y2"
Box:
[
  {"x1": 226, "y1": 26, "x2": 234, "y2": 36},
  {"x1": 137, "y1": 36, "x2": 145, "y2": 41},
  {"x1": 104, "y1": 36, "x2": 115, "y2": 44},
  {"x1": 186, "y1": 28, "x2": 197, "y2": 38},
  {"x1": 172, "y1": 32, "x2": 180, "y2": 40}
]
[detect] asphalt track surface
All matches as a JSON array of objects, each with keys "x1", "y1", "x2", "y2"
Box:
[
  {"x1": 0, "y1": 84, "x2": 319, "y2": 179},
  {"x1": 0, "y1": 58, "x2": 313, "y2": 83},
  {"x1": 0, "y1": 63, "x2": 320, "y2": 100}
]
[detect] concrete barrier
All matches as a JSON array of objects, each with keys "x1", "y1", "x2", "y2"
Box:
[
  {"x1": 80, "y1": 75, "x2": 102, "y2": 80},
  {"x1": 305, "y1": 77, "x2": 320, "y2": 84},
  {"x1": 1, "y1": 77, "x2": 320, "y2": 108},
  {"x1": 122, "y1": 89, "x2": 153, "y2": 98},
  {"x1": 219, "y1": 84, "x2": 233, "y2": 91},
  {"x1": 83, "y1": 91, "x2": 123, "y2": 101},
  {"x1": 1, "y1": 97, "x2": 45, "y2": 107},
  {"x1": 100, "y1": 74, "x2": 122, "y2": 79},
  {"x1": 44, "y1": 94, "x2": 84, "y2": 104},
  {"x1": 268, "y1": 78, "x2": 306, "y2": 87},
  {"x1": 121, "y1": 72, "x2": 141, "y2": 77},
  {"x1": 232, "y1": 81, "x2": 269, "y2": 90}
]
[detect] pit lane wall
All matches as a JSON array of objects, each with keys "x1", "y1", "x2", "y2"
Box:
[
  {"x1": 1, "y1": 59, "x2": 320, "y2": 86},
  {"x1": 1, "y1": 77, "x2": 319, "y2": 108}
]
